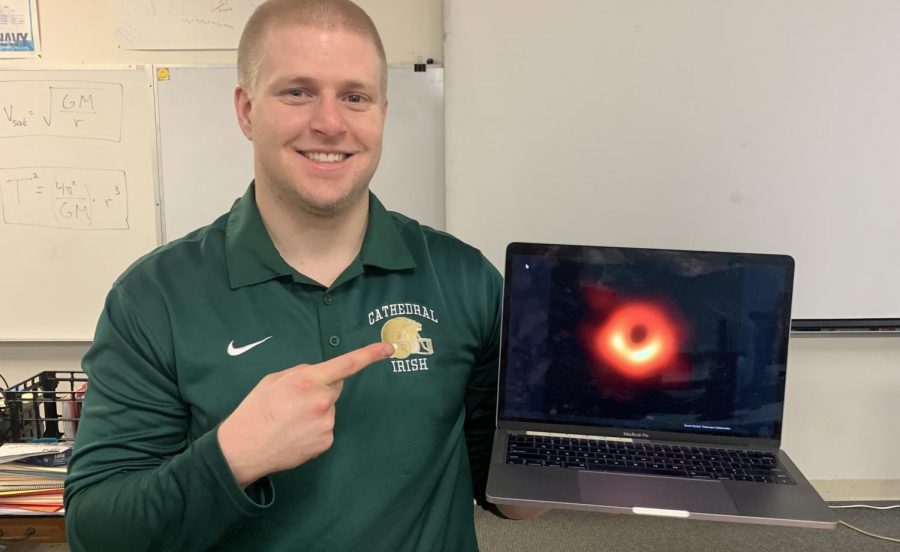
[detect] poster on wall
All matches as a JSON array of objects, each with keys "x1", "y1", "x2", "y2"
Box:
[
  {"x1": 0, "y1": 0, "x2": 40, "y2": 58},
  {"x1": 115, "y1": 0, "x2": 264, "y2": 50}
]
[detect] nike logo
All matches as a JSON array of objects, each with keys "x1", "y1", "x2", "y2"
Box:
[{"x1": 227, "y1": 336, "x2": 273, "y2": 356}]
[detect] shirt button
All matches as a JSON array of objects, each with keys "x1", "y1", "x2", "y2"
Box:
[
  {"x1": 328, "y1": 335, "x2": 340, "y2": 347},
  {"x1": 322, "y1": 294, "x2": 333, "y2": 305}
]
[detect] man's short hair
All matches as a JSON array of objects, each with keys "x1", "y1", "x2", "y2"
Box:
[{"x1": 237, "y1": 0, "x2": 388, "y2": 97}]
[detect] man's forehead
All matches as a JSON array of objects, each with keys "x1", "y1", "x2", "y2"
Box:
[
  {"x1": 260, "y1": 25, "x2": 383, "y2": 70},
  {"x1": 255, "y1": 23, "x2": 386, "y2": 97},
  {"x1": 263, "y1": 22, "x2": 379, "y2": 57}
]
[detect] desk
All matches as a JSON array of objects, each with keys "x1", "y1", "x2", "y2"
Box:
[
  {"x1": 0, "y1": 515, "x2": 65, "y2": 544},
  {"x1": 475, "y1": 501, "x2": 899, "y2": 552},
  {"x1": 0, "y1": 502, "x2": 895, "y2": 548}
]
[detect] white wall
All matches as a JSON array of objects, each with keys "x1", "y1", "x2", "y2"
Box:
[
  {"x1": 444, "y1": 0, "x2": 900, "y2": 321},
  {"x1": 782, "y1": 337, "x2": 900, "y2": 499}
]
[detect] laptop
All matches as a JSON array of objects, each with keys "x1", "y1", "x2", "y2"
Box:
[{"x1": 486, "y1": 242, "x2": 837, "y2": 528}]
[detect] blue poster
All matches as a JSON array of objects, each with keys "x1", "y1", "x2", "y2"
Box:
[{"x1": 0, "y1": 1, "x2": 39, "y2": 57}]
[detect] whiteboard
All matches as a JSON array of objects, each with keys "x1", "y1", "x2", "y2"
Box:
[
  {"x1": 445, "y1": 0, "x2": 900, "y2": 321},
  {"x1": 155, "y1": 64, "x2": 444, "y2": 243},
  {"x1": 115, "y1": 0, "x2": 263, "y2": 50},
  {"x1": 0, "y1": 67, "x2": 158, "y2": 340}
]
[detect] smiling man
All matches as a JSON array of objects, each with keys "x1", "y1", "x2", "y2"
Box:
[{"x1": 63, "y1": 1, "x2": 539, "y2": 551}]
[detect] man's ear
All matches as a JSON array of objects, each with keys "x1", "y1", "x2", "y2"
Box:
[{"x1": 234, "y1": 85, "x2": 253, "y2": 140}]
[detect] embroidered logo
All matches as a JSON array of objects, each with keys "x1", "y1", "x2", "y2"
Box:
[
  {"x1": 226, "y1": 336, "x2": 273, "y2": 357},
  {"x1": 380, "y1": 317, "x2": 433, "y2": 373},
  {"x1": 368, "y1": 303, "x2": 438, "y2": 325}
]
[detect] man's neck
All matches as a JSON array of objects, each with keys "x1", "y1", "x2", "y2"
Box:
[{"x1": 255, "y1": 188, "x2": 369, "y2": 288}]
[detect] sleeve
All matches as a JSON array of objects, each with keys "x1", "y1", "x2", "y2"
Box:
[
  {"x1": 462, "y1": 255, "x2": 503, "y2": 511},
  {"x1": 63, "y1": 285, "x2": 274, "y2": 552}
]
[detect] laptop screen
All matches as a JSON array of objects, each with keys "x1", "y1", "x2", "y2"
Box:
[{"x1": 498, "y1": 243, "x2": 794, "y2": 441}]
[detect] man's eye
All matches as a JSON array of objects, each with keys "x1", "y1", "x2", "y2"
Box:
[
  {"x1": 287, "y1": 89, "x2": 305, "y2": 97},
  {"x1": 347, "y1": 94, "x2": 364, "y2": 103}
]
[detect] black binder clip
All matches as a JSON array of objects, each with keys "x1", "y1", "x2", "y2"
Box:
[{"x1": 414, "y1": 58, "x2": 434, "y2": 72}]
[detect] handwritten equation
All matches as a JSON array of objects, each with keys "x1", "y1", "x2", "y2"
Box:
[
  {"x1": 0, "y1": 81, "x2": 124, "y2": 141},
  {"x1": 119, "y1": 0, "x2": 254, "y2": 16},
  {"x1": 0, "y1": 168, "x2": 129, "y2": 229},
  {"x1": 116, "y1": 0, "x2": 263, "y2": 49}
]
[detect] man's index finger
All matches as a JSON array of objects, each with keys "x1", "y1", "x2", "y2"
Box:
[{"x1": 318, "y1": 342, "x2": 395, "y2": 384}]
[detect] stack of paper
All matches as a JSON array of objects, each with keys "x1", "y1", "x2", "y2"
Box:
[
  {"x1": 0, "y1": 462, "x2": 66, "y2": 512},
  {"x1": 0, "y1": 443, "x2": 69, "y2": 513}
]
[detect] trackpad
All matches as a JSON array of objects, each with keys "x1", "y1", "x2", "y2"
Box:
[{"x1": 578, "y1": 472, "x2": 738, "y2": 514}]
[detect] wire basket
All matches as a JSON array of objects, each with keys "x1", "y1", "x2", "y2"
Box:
[{"x1": 2, "y1": 371, "x2": 88, "y2": 443}]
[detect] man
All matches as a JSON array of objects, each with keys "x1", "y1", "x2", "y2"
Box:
[{"x1": 64, "y1": 1, "x2": 539, "y2": 550}]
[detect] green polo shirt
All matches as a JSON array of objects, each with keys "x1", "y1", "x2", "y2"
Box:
[{"x1": 64, "y1": 186, "x2": 502, "y2": 552}]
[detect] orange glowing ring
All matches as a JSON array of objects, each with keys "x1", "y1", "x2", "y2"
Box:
[{"x1": 594, "y1": 303, "x2": 679, "y2": 378}]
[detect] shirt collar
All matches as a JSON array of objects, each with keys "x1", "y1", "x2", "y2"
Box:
[
  {"x1": 225, "y1": 183, "x2": 293, "y2": 288},
  {"x1": 226, "y1": 184, "x2": 415, "y2": 289},
  {"x1": 360, "y1": 193, "x2": 416, "y2": 271}
]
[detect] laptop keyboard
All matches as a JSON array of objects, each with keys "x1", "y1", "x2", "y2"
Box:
[{"x1": 505, "y1": 434, "x2": 795, "y2": 485}]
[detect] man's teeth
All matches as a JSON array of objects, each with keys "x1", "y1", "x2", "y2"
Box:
[{"x1": 303, "y1": 152, "x2": 347, "y2": 163}]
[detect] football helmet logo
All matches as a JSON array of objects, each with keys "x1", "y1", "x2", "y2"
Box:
[{"x1": 381, "y1": 317, "x2": 434, "y2": 359}]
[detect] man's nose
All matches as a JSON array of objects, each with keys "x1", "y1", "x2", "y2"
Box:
[{"x1": 310, "y1": 97, "x2": 347, "y2": 136}]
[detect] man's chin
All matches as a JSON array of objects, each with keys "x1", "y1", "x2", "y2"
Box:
[{"x1": 296, "y1": 187, "x2": 369, "y2": 218}]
